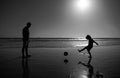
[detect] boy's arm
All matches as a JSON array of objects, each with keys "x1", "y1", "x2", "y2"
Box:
[{"x1": 93, "y1": 40, "x2": 99, "y2": 45}]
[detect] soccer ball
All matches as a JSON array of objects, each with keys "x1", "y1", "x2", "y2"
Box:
[{"x1": 64, "y1": 52, "x2": 68, "y2": 56}]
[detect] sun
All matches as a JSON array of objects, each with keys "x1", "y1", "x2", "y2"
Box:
[{"x1": 73, "y1": 0, "x2": 90, "y2": 12}]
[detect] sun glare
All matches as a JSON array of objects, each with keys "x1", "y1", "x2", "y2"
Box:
[{"x1": 73, "y1": 0, "x2": 90, "y2": 12}]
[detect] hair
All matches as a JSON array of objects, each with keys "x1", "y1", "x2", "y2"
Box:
[{"x1": 86, "y1": 35, "x2": 92, "y2": 40}]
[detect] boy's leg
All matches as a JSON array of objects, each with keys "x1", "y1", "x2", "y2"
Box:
[
  {"x1": 78, "y1": 47, "x2": 86, "y2": 52},
  {"x1": 88, "y1": 50, "x2": 92, "y2": 58}
]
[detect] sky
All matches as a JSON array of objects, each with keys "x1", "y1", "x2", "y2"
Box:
[{"x1": 0, "y1": 0, "x2": 120, "y2": 38}]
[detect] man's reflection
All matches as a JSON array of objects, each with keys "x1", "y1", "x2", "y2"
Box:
[{"x1": 22, "y1": 58, "x2": 29, "y2": 78}]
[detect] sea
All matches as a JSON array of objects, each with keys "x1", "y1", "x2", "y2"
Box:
[{"x1": 0, "y1": 38, "x2": 120, "y2": 48}]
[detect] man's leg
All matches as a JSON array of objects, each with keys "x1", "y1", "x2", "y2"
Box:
[
  {"x1": 22, "y1": 41, "x2": 25, "y2": 58},
  {"x1": 25, "y1": 41, "x2": 28, "y2": 56},
  {"x1": 25, "y1": 41, "x2": 31, "y2": 57}
]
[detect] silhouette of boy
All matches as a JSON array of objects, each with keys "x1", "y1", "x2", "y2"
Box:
[
  {"x1": 78, "y1": 35, "x2": 98, "y2": 58},
  {"x1": 22, "y1": 22, "x2": 31, "y2": 58}
]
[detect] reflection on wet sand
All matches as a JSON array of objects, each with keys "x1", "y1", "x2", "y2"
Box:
[
  {"x1": 63, "y1": 52, "x2": 104, "y2": 78},
  {"x1": 64, "y1": 59, "x2": 69, "y2": 64},
  {"x1": 78, "y1": 57, "x2": 93, "y2": 78},
  {"x1": 22, "y1": 57, "x2": 29, "y2": 78},
  {"x1": 78, "y1": 57, "x2": 104, "y2": 78}
]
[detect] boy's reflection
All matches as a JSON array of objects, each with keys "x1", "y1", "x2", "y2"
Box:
[
  {"x1": 22, "y1": 58, "x2": 29, "y2": 78},
  {"x1": 78, "y1": 58, "x2": 104, "y2": 78},
  {"x1": 78, "y1": 57, "x2": 93, "y2": 78}
]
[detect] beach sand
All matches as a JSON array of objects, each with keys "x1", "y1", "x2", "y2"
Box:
[{"x1": 0, "y1": 45, "x2": 120, "y2": 78}]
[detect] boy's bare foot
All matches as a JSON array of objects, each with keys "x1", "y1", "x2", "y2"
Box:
[
  {"x1": 78, "y1": 61, "x2": 82, "y2": 64},
  {"x1": 88, "y1": 56, "x2": 92, "y2": 58},
  {"x1": 78, "y1": 49, "x2": 82, "y2": 52}
]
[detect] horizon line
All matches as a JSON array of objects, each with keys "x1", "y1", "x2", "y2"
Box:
[{"x1": 0, "y1": 37, "x2": 120, "y2": 39}]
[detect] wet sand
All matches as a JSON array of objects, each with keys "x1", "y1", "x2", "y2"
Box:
[{"x1": 0, "y1": 45, "x2": 120, "y2": 78}]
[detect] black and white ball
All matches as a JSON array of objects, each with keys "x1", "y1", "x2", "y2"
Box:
[{"x1": 64, "y1": 52, "x2": 68, "y2": 56}]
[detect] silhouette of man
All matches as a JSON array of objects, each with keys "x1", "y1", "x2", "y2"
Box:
[
  {"x1": 22, "y1": 22, "x2": 31, "y2": 58},
  {"x1": 78, "y1": 35, "x2": 99, "y2": 58}
]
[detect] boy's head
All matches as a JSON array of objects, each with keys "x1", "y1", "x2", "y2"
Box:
[{"x1": 86, "y1": 35, "x2": 91, "y2": 40}]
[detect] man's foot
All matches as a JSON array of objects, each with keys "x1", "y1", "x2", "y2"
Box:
[
  {"x1": 26, "y1": 55, "x2": 31, "y2": 58},
  {"x1": 22, "y1": 56, "x2": 26, "y2": 58}
]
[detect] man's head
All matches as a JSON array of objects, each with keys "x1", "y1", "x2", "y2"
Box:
[{"x1": 26, "y1": 22, "x2": 31, "y2": 28}]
